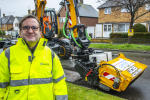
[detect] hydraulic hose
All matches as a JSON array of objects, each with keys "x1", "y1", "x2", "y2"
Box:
[
  {"x1": 85, "y1": 29, "x2": 91, "y2": 40},
  {"x1": 71, "y1": 30, "x2": 82, "y2": 48},
  {"x1": 63, "y1": 12, "x2": 70, "y2": 39}
]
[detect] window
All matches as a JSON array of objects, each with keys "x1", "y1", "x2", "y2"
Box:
[
  {"x1": 59, "y1": 17, "x2": 65, "y2": 23},
  {"x1": 118, "y1": 24, "x2": 129, "y2": 32},
  {"x1": 126, "y1": 24, "x2": 129, "y2": 31},
  {"x1": 4, "y1": 24, "x2": 6, "y2": 27},
  {"x1": 145, "y1": 4, "x2": 150, "y2": 10},
  {"x1": 104, "y1": 8, "x2": 111, "y2": 14},
  {"x1": 148, "y1": 23, "x2": 150, "y2": 31},
  {"x1": 104, "y1": 25, "x2": 107, "y2": 31},
  {"x1": 104, "y1": 24, "x2": 112, "y2": 32},
  {"x1": 121, "y1": 7, "x2": 129, "y2": 12},
  {"x1": 15, "y1": 23, "x2": 19, "y2": 27}
]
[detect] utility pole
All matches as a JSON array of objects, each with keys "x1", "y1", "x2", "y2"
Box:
[{"x1": 0, "y1": 7, "x2": 3, "y2": 39}]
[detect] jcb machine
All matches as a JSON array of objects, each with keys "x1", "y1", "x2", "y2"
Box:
[
  {"x1": 61, "y1": 0, "x2": 147, "y2": 92},
  {"x1": 3, "y1": 0, "x2": 72, "y2": 59}
]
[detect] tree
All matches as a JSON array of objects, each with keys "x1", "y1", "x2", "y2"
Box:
[{"x1": 97, "y1": 0, "x2": 150, "y2": 44}]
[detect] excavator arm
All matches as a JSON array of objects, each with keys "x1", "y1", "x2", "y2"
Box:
[{"x1": 60, "y1": 0, "x2": 91, "y2": 49}]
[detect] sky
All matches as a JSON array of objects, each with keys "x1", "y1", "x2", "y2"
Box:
[{"x1": 0, "y1": 0, "x2": 102, "y2": 17}]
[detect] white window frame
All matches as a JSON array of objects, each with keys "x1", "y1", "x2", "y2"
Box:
[
  {"x1": 148, "y1": 23, "x2": 150, "y2": 31},
  {"x1": 103, "y1": 24, "x2": 112, "y2": 32},
  {"x1": 118, "y1": 24, "x2": 129, "y2": 32},
  {"x1": 114, "y1": 23, "x2": 129, "y2": 32},
  {"x1": 59, "y1": 17, "x2": 66, "y2": 23},
  {"x1": 121, "y1": 7, "x2": 130, "y2": 12},
  {"x1": 104, "y1": 8, "x2": 111, "y2": 14},
  {"x1": 145, "y1": 4, "x2": 150, "y2": 10}
]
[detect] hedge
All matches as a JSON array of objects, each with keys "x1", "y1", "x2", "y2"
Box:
[{"x1": 110, "y1": 32, "x2": 150, "y2": 39}]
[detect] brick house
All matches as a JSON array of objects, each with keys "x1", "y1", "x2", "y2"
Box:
[
  {"x1": 0, "y1": 14, "x2": 15, "y2": 35},
  {"x1": 96, "y1": 1, "x2": 150, "y2": 37},
  {"x1": 13, "y1": 17, "x2": 23, "y2": 35},
  {"x1": 58, "y1": 0, "x2": 98, "y2": 38}
]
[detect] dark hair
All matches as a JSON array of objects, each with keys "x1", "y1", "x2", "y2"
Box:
[{"x1": 19, "y1": 14, "x2": 41, "y2": 31}]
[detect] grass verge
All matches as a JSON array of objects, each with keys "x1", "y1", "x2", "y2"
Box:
[
  {"x1": 89, "y1": 43, "x2": 150, "y2": 51},
  {"x1": 67, "y1": 82, "x2": 126, "y2": 100}
]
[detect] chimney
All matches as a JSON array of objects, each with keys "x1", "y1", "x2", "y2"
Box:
[
  {"x1": 28, "y1": 9, "x2": 31, "y2": 14},
  {"x1": 3, "y1": 14, "x2": 5, "y2": 17},
  {"x1": 79, "y1": 0, "x2": 83, "y2": 4}
]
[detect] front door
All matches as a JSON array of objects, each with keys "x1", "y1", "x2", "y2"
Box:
[{"x1": 103, "y1": 24, "x2": 112, "y2": 37}]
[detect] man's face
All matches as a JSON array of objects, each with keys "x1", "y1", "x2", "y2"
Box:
[{"x1": 20, "y1": 18, "x2": 42, "y2": 43}]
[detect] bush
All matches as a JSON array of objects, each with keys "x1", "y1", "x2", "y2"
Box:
[
  {"x1": 133, "y1": 23, "x2": 147, "y2": 32},
  {"x1": 110, "y1": 33, "x2": 128, "y2": 39},
  {"x1": 110, "y1": 32, "x2": 150, "y2": 39},
  {"x1": 0, "y1": 30, "x2": 6, "y2": 35}
]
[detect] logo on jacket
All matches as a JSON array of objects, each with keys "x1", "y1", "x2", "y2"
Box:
[{"x1": 40, "y1": 63, "x2": 49, "y2": 65}]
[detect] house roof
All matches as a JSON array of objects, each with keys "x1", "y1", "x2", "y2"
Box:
[
  {"x1": 16, "y1": 17, "x2": 23, "y2": 22},
  {"x1": 78, "y1": 4, "x2": 98, "y2": 18},
  {"x1": 97, "y1": 1, "x2": 121, "y2": 9},
  {"x1": 7, "y1": 16, "x2": 15, "y2": 24},
  {"x1": 8, "y1": 27, "x2": 13, "y2": 31},
  {"x1": 58, "y1": 3, "x2": 98, "y2": 18},
  {"x1": 97, "y1": 0, "x2": 148, "y2": 9},
  {"x1": 0, "y1": 15, "x2": 15, "y2": 24}
]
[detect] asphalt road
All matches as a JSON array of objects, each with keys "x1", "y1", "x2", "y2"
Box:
[
  {"x1": 0, "y1": 49, "x2": 150, "y2": 100},
  {"x1": 61, "y1": 51, "x2": 150, "y2": 100}
]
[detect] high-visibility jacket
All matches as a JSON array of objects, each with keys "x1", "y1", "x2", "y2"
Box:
[{"x1": 0, "y1": 38, "x2": 68, "y2": 100}]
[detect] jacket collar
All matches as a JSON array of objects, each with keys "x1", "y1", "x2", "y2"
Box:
[{"x1": 17, "y1": 38, "x2": 48, "y2": 54}]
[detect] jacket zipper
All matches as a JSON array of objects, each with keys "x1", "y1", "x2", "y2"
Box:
[{"x1": 27, "y1": 43, "x2": 38, "y2": 99}]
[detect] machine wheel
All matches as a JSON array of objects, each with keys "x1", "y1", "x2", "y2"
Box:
[{"x1": 58, "y1": 43, "x2": 72, "y2": 59}]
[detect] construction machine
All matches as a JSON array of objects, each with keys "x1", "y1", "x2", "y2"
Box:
[
  {"x1": 60, "y1": 0, "x2": 147, "y2": 92},
  {"x1": 3, "y1": 0, "x2": 73, "y2": 59}
]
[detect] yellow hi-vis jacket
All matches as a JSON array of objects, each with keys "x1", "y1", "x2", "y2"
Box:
[{"x1": 0, "y1": 38, "x2": 68, "y2": 100}]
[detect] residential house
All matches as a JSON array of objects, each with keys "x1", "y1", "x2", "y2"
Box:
[
  {"x1": 13, "y1": 17, "x2": 23, "y2": 35},
  {"x1": 0, "y1": 14, "x2": 15, "y2": 36},
  {"x1": 58, "y1": 0, "x2": 98, "y2": 38},
  {"x1": 97, "y1": 1, "x2": 150, "y2": 37}
]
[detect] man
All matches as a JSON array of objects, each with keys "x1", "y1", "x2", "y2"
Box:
[
  {"x1": 0, "y1": 15, "x2": 68, "y2": 100},
  {"x1": 43, "y1": 13, "x2": 51, "y2": 34}
]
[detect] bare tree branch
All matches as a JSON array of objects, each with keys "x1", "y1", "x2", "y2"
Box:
[{"x1": 134, "y1": 10, "x2": 150, "y2": 21}]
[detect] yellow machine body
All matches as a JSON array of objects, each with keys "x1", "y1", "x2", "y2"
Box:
[
  {"x1": 67, "y1": 0, "x2": 78, "y2": 38},
  {"x1": 98, "y1": 53, "x2": 147, "y2": 92},
  {"x1": 35, "y1": 0, "x2": 47, "y2": 21}
]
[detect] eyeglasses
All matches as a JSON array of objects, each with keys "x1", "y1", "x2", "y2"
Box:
[{"x1": 22, "y1": 26, "x2": 39, "y2": 31}]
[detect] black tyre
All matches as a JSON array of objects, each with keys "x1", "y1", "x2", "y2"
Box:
[{"x1": 58, "y1": 43, "x2": 72, "y2": 59}]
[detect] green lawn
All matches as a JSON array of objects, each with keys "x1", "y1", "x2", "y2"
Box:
[
  {"x1": 67, "y1": 82, "x2": 126, "y2": 100},
  {"x1": 89, "y1": 43, "x2": 150, "y2": 51}
]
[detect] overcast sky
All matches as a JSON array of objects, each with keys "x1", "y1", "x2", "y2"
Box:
[{"x1": 0, "y1": 0, "x2": 101, "y2": 17}]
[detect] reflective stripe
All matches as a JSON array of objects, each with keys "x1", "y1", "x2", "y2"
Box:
[
  {"x1": 56, "y1": 95, "x2": 68, "y2": 100},
  {"x1": 0, "y1": 82, "x2": 9, "y2": 88},
  {"x1": 51, "y1": 50, "x2": 55, "y2": 76},
  {"x1": 43, "y1": 41, "x2": 46, "y2": 46},
  {"x1": 52, "y1": 50, "x2": 55, "y2": 69},
  {"x1": 10, "y1": 77, "x2": 53, "y2": 87},
  {"x1": 5, "y1": 48, "x2": 10, "y2": 72},
  {"x1": 53, "y1": 74, "x2": 66, "y2": 83}
]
